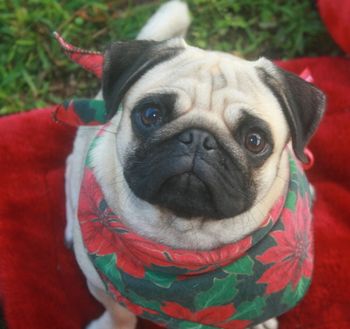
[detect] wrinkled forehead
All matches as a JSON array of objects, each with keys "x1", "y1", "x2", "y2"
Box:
[
  {"x1": 121, "y1": 45, "x2": 288, "y2": 143},
  {"x1": 124, "y1": 46, "x2": 268, "y2": 110}
]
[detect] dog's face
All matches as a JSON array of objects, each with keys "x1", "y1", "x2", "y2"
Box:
[{"x1": 92, "y1": 39, "x2": 325, "y2": 249}]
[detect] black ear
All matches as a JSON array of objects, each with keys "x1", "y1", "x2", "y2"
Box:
[
  {"x1": 257, "y1": 63, "x2": 326, "y2": 162},
  {"x1": 102, "y1": 39, "x2": 185, "y2": 119}
]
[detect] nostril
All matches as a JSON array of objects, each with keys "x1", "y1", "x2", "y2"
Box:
[
  {"x1": 203, "y1": 135, "x2": 218, "y2": 150},
  {"x1": 177, "y1": 131, "x2": 193, "y2": 144},
  {"x1": 177, "y1": 129, "x2": 218, "y2": 150}
]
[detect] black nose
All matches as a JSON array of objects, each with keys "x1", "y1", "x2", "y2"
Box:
[{"x1": 177, "y1": 129, "x2": 218, "y2": 151}]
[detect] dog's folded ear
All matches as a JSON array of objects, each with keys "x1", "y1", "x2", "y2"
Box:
[
  {"x1": 256, "y1": 59, "x2": 326, "y2": 162},
  {"x1": 102, "y1": 39, "x2": 185, "y2": 119}
]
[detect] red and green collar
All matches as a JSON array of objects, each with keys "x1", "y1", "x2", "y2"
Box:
[{"x1": 76, "y1": 118, "x2": 313, "y2": 329}]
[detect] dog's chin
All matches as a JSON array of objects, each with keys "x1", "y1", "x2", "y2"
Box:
[
  {"x1": 127, "y1": 167, "x2": 253, "y2": 220},
  {"x1": 153, "y1": 172, "x2": 219, "y2": 219}
]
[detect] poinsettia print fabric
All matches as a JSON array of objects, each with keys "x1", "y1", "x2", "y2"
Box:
[
  {"x1": 77, "y1": 125, "x2": 313, "y2": 329},
  {"x1": 53, "y1": 99, "x2": 108, "y2": 127},
  {"x1": 256, "y1": 196, "x2": 313, "y2": 295}
]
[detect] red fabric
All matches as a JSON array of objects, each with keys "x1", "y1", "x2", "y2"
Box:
[
  {"x1": 0, "y1": 56, "x2": 349, "y2": 329},
  {"x1": 318, "y1": 0, "x2": 350, "y2": 54}
]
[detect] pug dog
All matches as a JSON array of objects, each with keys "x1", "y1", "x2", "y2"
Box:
[{"x1": 64, "y1": 1, "x2": 325, "y2": 329}]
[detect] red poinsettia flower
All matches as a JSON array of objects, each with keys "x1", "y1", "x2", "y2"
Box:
[
  {"x1": 79, "y1": 170, "x2": 119, "y2": 255},
  {"x1": 125, "y1": 229, "x2": 253, "y2": 276},
  {"x1": 256, "y1": 194, "x2": 313, "y2": 294},
  {"x1": 161, "y1": 302, "x2": 249, "y2": 328},
  {"x1": 79, "y1": 168, "x2": 145, "y2": 278}
]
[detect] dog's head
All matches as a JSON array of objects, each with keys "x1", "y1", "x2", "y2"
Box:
[{"x1": 95, "y1": 39, "x2": 325, "y2": 248}]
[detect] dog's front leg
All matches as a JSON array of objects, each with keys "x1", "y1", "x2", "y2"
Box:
[
  {"x1": 251, "y1": 318, "x2": 278, "y2": 329},
  {"x1": 86, "y1": 282, "x2": 137, "y2": 329}
]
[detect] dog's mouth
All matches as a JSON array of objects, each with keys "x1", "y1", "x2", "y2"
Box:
[
  {"x1": 125, "y1": 150, "x2": 254, "y2": 221},
  {"x1": 124, "y1": 128, "x2": 256, "y2": 220},
  {"x1": 154, "y1": 172, "x2": 217, "y2": 218}
]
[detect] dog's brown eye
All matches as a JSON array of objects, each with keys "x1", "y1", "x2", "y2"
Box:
[
  {"x1": 245, "y1": 132, "x2": 266, "y2": 153},
  {"x1": 140, "y1": 107, "x2": 162, "y2": 126}
]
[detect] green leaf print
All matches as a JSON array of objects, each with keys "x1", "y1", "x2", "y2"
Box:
[
  {"x1": 282, "y1": 277, "x2": 311, "y2": 307},
  {"x1": 195, "y1": 275, "x2": 237, "y2": 309},
  {"x1": 145, "y1": 269, "x2": 177, "y2": 288},
  {"x1": 223, "y1": 256, "x2": 254, "y2": 275},
  {"x1": 232, "y1": 296, "x2": 266, "y2": 320},
  {"x1": 90, "y1": 99, "x2": 108, "y2": 123},
  {"x1": 285, "y1": 190, "x2": 297, "y2": 211},
  {"x1": 94, "y1": 254, "x2": 163, "y2": 312},
  {"x1": 128, "y1": 290, "x2": 162, "y2": 311},
  {"x1": 99, "y1": 199, "x2": 107, "y2": 211},
  {"x1": 289, "y1": 156, "x2": 298, "y2": 176},
  {"x1": 178, "y1": 320, "x2": 216, "y2": 329},
  {"x1": 93, "y1": 253, "x2": 125, "y2": 294},
  {"x1": 297, "y1": 173, "x2": 310, "y2": 197}
]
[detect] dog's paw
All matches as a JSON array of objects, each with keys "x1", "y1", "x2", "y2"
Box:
[
  {"x1": 64, "y1": 208, "x2": 74, "y2": 249},
  {"x1": 86, "y1": 311, "x2": 136, "y2": 329},
  {"x1": 64, "y1": 237, "x2": 73, "y2": 249},
  {"x1": 251, "y1": 318, "x2": 278, "y2": 329},
  {"x1": 64, "y1": 227, "x2": 73, "y2": 249},
  {"x1": 86, "y1": 312, "x2": 115, "y2": 329}
]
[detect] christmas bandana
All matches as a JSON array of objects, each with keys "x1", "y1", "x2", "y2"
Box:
[{"x1": 74, "y1": 101, "x2": 313, "y2": 329}]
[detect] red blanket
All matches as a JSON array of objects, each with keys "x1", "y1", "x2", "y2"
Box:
[{"x1": 0, "y1": 57, "x2": 349, "y2": 329}]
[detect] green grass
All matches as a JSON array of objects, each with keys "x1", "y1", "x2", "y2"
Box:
[{"x1": 0, "y1": 0, "x2": 341, "y2": 116}]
